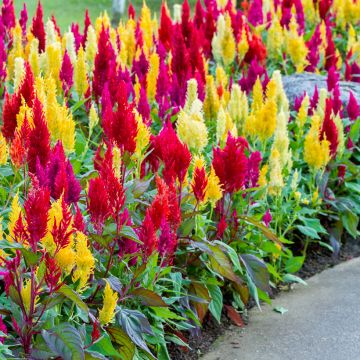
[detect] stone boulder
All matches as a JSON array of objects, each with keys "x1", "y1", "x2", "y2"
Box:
[{"x1": 282, "y1": 73, "x2": 360, "y2": 106}]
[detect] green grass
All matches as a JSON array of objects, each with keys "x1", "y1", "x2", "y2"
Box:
[{"x1": 14, "y1": 0, "x2": 196, "y2": 31}]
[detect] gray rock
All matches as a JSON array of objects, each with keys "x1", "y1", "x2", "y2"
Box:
[{"x1": 282, "y1": 72, "x2": 360, "y2": 106}]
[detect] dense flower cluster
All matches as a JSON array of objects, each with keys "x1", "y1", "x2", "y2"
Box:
[{"x1": 0, "y1": 0, "x2": 358, "y2": 358}]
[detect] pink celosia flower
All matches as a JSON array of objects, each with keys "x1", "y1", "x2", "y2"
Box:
[
  {"x1": 262, "y1": 209, "x2": 272, "y2": 227},
  {"x1": 60, "y1": 50, "x2": 74, "y2": 96},
  {"x1": 347, "y1": 92, "x2": 360, "y2": 121},
  {"x1": 31, "y1": 1, "x2": 46, "y2": 52}
]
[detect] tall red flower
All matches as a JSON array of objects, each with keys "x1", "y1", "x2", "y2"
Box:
[
  {"x1": 212, "y1": 134, "x2": 249, "y2": 194},
  {"x1": 27, "y1": 97, "x2": 51, "y2": 173},
  {"x1": 159, "y1": 2, "x2": 173, "y2": 51},
  {"x1": 148, "y1": 176, "x2": 170, "y2": 230},
  {"x1": 24, "y1": 184, "x2": 50, "y2": 251},
  {"x1": 158, "y1": 220, "x2": 177, "y2": 262},
  {"x1": 320, "y1": 99, "x2": 339, "y2": 158},
  {"x1": 139, "y1": 211, "x2": 158, "y2": 257},
  {"x1": 60, "y1": 50, "x2": 74, "y2": 96},
  {"x1": 31, "y1": 1, "x2": 46, "y2": 52},
  {"x1": 191, "y1": 165, "x2": 208, "y2": 203},
  {"x1": 87, "y1": 177, "x2": 110, "y2": 232},
  {"x1": 347, "y1": 92, "x2": 360, "y2": 121}
]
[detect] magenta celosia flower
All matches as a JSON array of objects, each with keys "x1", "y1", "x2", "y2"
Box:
[
  {"x1": 332, "y1": 85, "x2": 342, "y2": 115},
  {"x1": 158, "y1": 220, "x2": 177, "y2": 262},
  {"x1": 51, "y1": 15, "x2": 61, "y2": 37},
  {"x1": 309, "y1": 86, "x2": 319, "y2": 114},
  {"x1": 248, "y1": 0, "x2": 263, "y2": 27},
  {"x1": 345, "y1": 58, "x2": 360, "y2": 83},
  {"x1": 327, "y1": 66, "x2": 339, "y2": 92},
  {"x1": 171, "y1": 27, "x2": 190, "y2": 87},
  {"x1": 306, "y1": 25, "x2": 321, "y2": 72},
  {"x1": 262, "y1": 209, "x2": 272, "y2": 227},
  {"x1": 212, "y1": 134, "x2": 249, "y2": 194},
  {"x1": 19, "y1": 3, "x2": 28, "y2": 37},
  {"x1": 240, "y1": 59, "x2": 267, "y2": 93},
  {"x1": 247, "y1": 151, "x2": 262, "y2": 188},
  {"x1": 137, "y1": 86, "x2": 150, "y2": 123},
  {"x1": 0, "y1": 36, "x2": 6, "y2": 82},
  {"x1": 319, "y1": 0, "x2": 332, "y2": 19},
  {"x1": 31, "y1": 1, "x2": 46, "y2": 52},
  {"x1": 0, "y1": 316, "x2": 7, "y2": 343},
  {"x1": 216, "y1": 216, "x2": 228, "y2": 238},
  {"x1": 60, "y1": 50, "x2": 74, "y2": 96},
  {"x1": 1, "y1": 0, "x2": 15, "y2": 34},
  {"x1": 24, "y1": 184, "x2": 50, "y2": 251},
  {"x1": 71, "y1": 23, "x2": 82, "y2": 51},
  {"x1": 82, "y1": 9, "x2": 91, "y2": 47},
  {"x1": 325, "y1": 28, "x2": 337, "y2": 71},
  {"x1": 36, "y1": 141, "x2": 81, "y2": 204},
  {"x1": 347, "y1": 92, "x2": 360, "y2": 121}
]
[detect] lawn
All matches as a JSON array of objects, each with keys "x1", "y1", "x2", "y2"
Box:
[{"x1": 13, "y1": 0, "x2": 196, "y2": 30}]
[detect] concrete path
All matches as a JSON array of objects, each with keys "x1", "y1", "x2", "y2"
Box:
[{"x1": 202, "y1": 258, "x2": 360, "y2": 360}]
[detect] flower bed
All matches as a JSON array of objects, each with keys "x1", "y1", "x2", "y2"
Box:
[{"x1": 0, "y1": 0, "x2": 359, "y2": 358}]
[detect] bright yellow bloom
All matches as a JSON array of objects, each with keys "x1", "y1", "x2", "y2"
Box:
[
  {"x1": 258, "y1": 165, "x2": 268, "y2": 187},
  {"x1": 268, "y1": 149, "x2": 284, "y2": 196},
  {"x1": 140, "y1": 2, "x2": 153, "y2": 52},
  {"x1": 146, "y1": 53, "x2": 160, "y2": 103},
  {"x1": 134, "y1": 112, "x2": 150, "y2": 160},
  {"x1": 204, "y1": 75, "x2": 220, "y2": 120},
  {"x1": 216, "y1": 106, "x2": 237, "y2": 144},
  {"x1": 285, "y1": 15, "x2": 308, "y2": 72},
  {"x1": 227, "y1": 84, "x2": 248, "y2": 131},
  {"x1": 184, "y1": 79, "x2": 199, "y2": 113},
  {"x1": 16, "y1": 100, "x2": 34, "y2": 130},
  {"x1": 212, "y1": 14, "x2": 236, "y2": 66},
  {"x1": 45, "y1": 43, "x2": 62, "y2": 87},
  {"x1": 45, "y1": 19, "x2": 58, "y2": 47},
  {"x1": 238, "y1": 28, "x2": 249, "y2": 63},
  {"x1": 297, "y1": 95, "x2": 310, "y2": 129},
  {"x1": 334, "y1": 114, "x2": 345, "y2": 158},
  {"x1": 205, "y1": 167, "x2": 223, "y2": 207},
  {"x1": 7, "y1": 193, "x2": 22, "y2": 241},
  {"x1": 28, "y1": 38, "x2": 40, "y2": 77},
  {"x1": 254, "y1": 98, "x2": 277, "y2": 142},
  {"x1": 74, "y1": 46, "x2": 88, "y2": 98},
  {"x1": 73, "y1": 232, "x2": 95, "y2": 290},
  {"x1": 58, "y1": 106, "x2": 76, "y2": 154},
  {"x1": 251, "y1": 77, "x2": 263, "y2": 114},
  {"x1": 55, "y1": 246, "x2": 76, "y2": 274},
  {"x1": 99, "y1": 281, "x2": 118, "y2": 325},
  {"x1": 7, "y1": 23, "x2": 23, "y2": 81},
  {"x1": 304, "y1": 115, "x2": 330, "y2": 170},
  {"x1": 112, "y1": 146, "x2": 122, "y2": 179},
  {"x1": 0, "y1": 133, "x2": 7, "y2": 165}
]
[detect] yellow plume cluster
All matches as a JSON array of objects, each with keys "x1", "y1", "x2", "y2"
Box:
[{"x1": 99, "y1": 281, "x2": 118, "y2": 325}]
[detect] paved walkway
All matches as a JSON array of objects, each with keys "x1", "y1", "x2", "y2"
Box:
[{"x1": 202, "y1": 258, "x2": 360, "y2": 360}]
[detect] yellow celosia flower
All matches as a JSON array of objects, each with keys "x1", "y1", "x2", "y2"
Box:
[
  {"x1": 227, "y1": 84, "x2": 248, "y2": 131},
  {"x1": 251, "y1": 77, "x2": 264, "y2": 114},
  {"x1": 216, "y1": 106, "x2": 237, "y2": 144},
  {"x1": 272, "y1": 71, "x2": 289, "y2": 114},
  {"x1": 45, "y1": 43, "x2": 62, "y2": 87},
  {"x1": 16, "y1": 100, "x2": 34, "y2": 130},
  {"x1": 55, "y1": 246, "x2": 76, "y2": 275},
  {"x1": 14, "y1": 57, "x2": 25, "y2": 90},
  {"x1": 204, "y1": 75, "x2": 220, "y2": 120},
  {"x1": 7, "y1": 23, "x2": 23, "y2": 81},
  {"x1": 63, "y1": 31, "x2": 77, "y2": 64},
  {"x1": 238, "y1": 28, "x2": 249, "y2": 63},
  {"x1": 267, "y1": 16, "x2": 283, "y2": 58},
  {"x1": 0, "y1": 133, "x2": 7, "y2": 165},
  {"x1": 205, "y1": 167, "x2": 223, "y2": 207},
  {"x1": 85, "y1": 25, "x2": 97, "y2": 69},
  {"x1": 140, "y1": 2, "x2": 153, "y2": 53},
  {"x1": 89, "y1": 103, "x2": 99, "y2": 134},
  {"x1": 268, "y1": 149, "x2": 284, "y2": 196},
  {"x1": 254, "y1": 98, "x2": 277, "y2": 142},
  {"x1": 45, "y1": 19, "x2": 58, "y2": 47},
  {"x1": 184, "y1": 79, "x2": 199, "y2": 113},
  {"x1": 28, "y1": 38, "x2": 40, "y2": 77},
  {"x1": 73, "y1": 232, "x2": 95, "y2": 290},
  {"x1": 297, "y1": 95, "x2": 310, "y2": 130},
  {"x1": 113, "y1": 146, "x2": 122, "y2": 179},
  {"x1": 58, "y1": 106, "x2": 76, "y2": 154},
  {"x1": 258, "y1": 165, "x2": 268, "y2": 187},
  {"x1": 74, "y1": 46, "x2": 88, "y2": 98},
  {"x1": 146, "y1": 53, "x2": 160, "y2": 103},
  {"x1": 7, "y1": 193, "x2": 22, "y2": 241},
  {"x1": 304, "y1": 115, "x2": 330, "y2": 170},
  {"x1": 134, "y1": 112, "x2": 150, "y2": 160},
  {"x1": 285, "y1": 15, "x2": 308, "y2": 72},
  {"x1": 212, "y1": 14, "x2": 236, "y2": 66},
  {"x1": 99, "y1": 281, "x2": 118, "y2": 325}
]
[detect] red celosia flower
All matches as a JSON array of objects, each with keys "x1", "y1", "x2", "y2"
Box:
[
  {"x1": 262, "y1": 209, "x2": 272, "y2": 227},
  {"x1": 102, "y1": 81, "x2": 138, "y2": 154},
  {"x1": 128, "y1": 3, "x2": 136, "y2": 19},
  {"x1": 327, "y1": 66, "x2": 339, "y2": 92},
  {"x1": 152, "y1": 121, "x2": 192, "y2": 185},
  {"x1": 1, "y1": 92, "x2": 21, "y2": 142},
  {"x1": 325, "y1": 28, "x2": 337, "y2": 71},
  {"x1": 247, "y1": 151, "x2": 262, "y2": 188},
  {"x1": 91, "y1": 321, "x2": 101, "y2": 343},
  {"x1": 27, "y1": 97, "x2": 51, "y2": 173},
  {"x1": 216, "y1": 216, "x2": 228, "y2": 238},
  {"x1": 60, "y1": 50, "x2": 74, "y2": 96},
  {"x1": 320, "y1": 99, "x2": 339, "y2": 158},
  {"x1": 337, "y1": 164, "x2": 346, "y2": 184},
  {"x1": 191, "y1": 165, "x2": 208, "y2": 203},
  {"x1": 181, "y1": 0, "x2": 192, "y2": 46},
  {"x1": 51, "y1": 15, "x2": 61, "y2": 37},
  {"x1": 171, "y1": 27, "x2": 190, "y2": 87},
  {"x1": 87, "y1": 177, "x2": 110, "y2": 232},
  {"x1": 31, "y1": 1, "x2": 46, "y2": 52},
  {"x1": 24, "y1": 184, "x2": 50, "y2": 251},
  {"x1": 73, "y1": 205, "x2": 85, "y2": 232},
  {"x1": 82, "y1": 9, "x2": 91, "y2": 46},
  {"x1": 244, "y1": 34, "x2": 267, "y2": 65},
  {"x1": 148, "y1": 176, "x2": 170, "y2": 230},
  {"x1": 194, "y1": 0, "x2": 205, "y2": 29},
  {"x1": 319, "y1": 0, "x2": 332, "y2": 20},
  {"x1": 139, "y1": 211, "x2": 158, "y2": 257},
  {"x1": 159, "y1": 2, "x2": 173, "y2": 51},
  {"x1": 347, "y1": 92, "x2": 360, "y2": 121},
  {"x1": 44, "y1": 254, "x2": 62, "y2": 293},
  {"x1": 212, "y1": 134, "x2": 249, "y2": 194},
  {"x1": 167, "y1": 182, "x2": 181, "y2": 231}
]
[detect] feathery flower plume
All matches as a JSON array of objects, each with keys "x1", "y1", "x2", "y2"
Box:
[
  {"x1": 99, "y1": 281, "x2": 118, "y2": 325},
  {"x1": 31, "y1": 1, "x2": 46, "y2": 52},
  {"x1": 347, "y1": 92, "x2": 360, "y2": 121},
  {"x1": 191, "y1": 157, "x2": 208, "y2": 203},
  {"x1": 60, "y1": 50, "x2": 74, "y2": 96}
]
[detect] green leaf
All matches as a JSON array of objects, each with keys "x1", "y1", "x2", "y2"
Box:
[
  {"x1": 89, "y1": 334, "x2": 121, "y2": 359},
  {"x1": 285, "y1": 256, "x2": 304, "y2": 273},
  {"x1": 299, "y1": 217, "x2": 327, "y2": 234},
  {"x1": 85, "y1": 351, "x2": 107, "y2": 360},
  {"x1": 349, "y1": 118, "x2": 360, "y2": 143},
  {"x1": 341, "y1": 211, "x2": 359, "y2": 238},
  {"x1": 283, "y1": 274, "x2": 307, "y2": 286},
  {"x1": 119, "y1": 226, "x2": 143, "y2": 245},
  {"x1": 214, "y1": 241, "x2": 242, "y2": 273},
  {"x1": 345, "y1": 182, "x2": 360, "y2": 194},
  {"x1": 57, "y1": 285, "x2": 88, "y2": 313},
  {"x1": 106, "y1": 327, "x2": 135, "y2": 360},
  {"x1": 240, "y1": 254, "x2": 270, "y2": 293},
  {"x1": 42, "y1": 324, "x2": 84, "y2": 360},
  {"x1": 273, "y1": 306, "x2": 288, "y2": 315},
  {"x1": 20, "y1": 248, "x2": 41, "y2": 267},
  {"x1": 207, "y1": 284, "x2": 223, "y2": 324},
  {"x1": 0, "y1": 240, "x2": 23, "y2": 250},
  {"x1": 150, "y1": 307, "x2": 185, "y2": 321},
  {"x1": 130, "y1": 288, "x2": 167, "y2": 307},
  {"x1": 296, "y1": 225, "x2": 320, "y2": 239}
]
